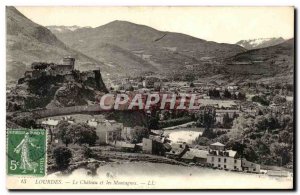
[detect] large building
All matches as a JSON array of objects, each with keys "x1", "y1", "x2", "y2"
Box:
[
  {"x1": 25, "y1": 57, "x2": 76, "y2": 79},
  {"x1": 87, "y1": 119, "x2": 122, "y2": 145},
  {"x1": 207, "y1": 142, "x2": 242, "y2": 171}
]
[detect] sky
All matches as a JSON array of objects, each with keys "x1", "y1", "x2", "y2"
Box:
[{"x1": 16, "y1": 6, "x2": 294, "y2": 44}]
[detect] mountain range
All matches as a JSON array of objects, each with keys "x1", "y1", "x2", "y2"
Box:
[
  {"x1": 46, "y1": 21, "x2": 246, "y2": 77},
  {"x1": 226, "y1": 38, "x2": 294, "y2": 83},
  {"x1": 7, "y1": 6, "x2": 294, "y2": 84},
  {"x1": 236, "y1": 37, "x2": 286, "y2": 50},
  {"x1": 46, "y1": 25, "x2": 92, "y2": 34}
]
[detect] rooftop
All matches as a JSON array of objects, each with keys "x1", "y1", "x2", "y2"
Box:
[
  {"x1": 210, "y1": 142, "x2": 225, "y2": 147},
  {"x1": 181, "y1": 149, "x2": 209, "y2": 160}
]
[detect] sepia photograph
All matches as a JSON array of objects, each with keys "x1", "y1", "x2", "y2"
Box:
[{"x1": 5, "y1": 6, "x2": 295, "y2": 190}]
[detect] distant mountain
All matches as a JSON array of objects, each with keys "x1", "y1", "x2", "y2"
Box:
[
  {"x1": 236, "y1": 37, "x2": 285, "y2": 50},
  {"x1": 46, "y1": 25, "x2": 92, "y2": 34},
  {"x1": 8, "y1": 9, "x2": 293, "y2": 84},
  {"x1": 225, "y1": 38, "x2": 294, "y2": 84},
  {"x1": 51, "y1": 20, "x2": 246, "y2": 77},
  {"x1": 6, "y1": 7, "x2": 107, "y2": 81}
]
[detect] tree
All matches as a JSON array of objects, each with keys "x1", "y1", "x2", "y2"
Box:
[
  {"x1": 273, "y1": 95, "x2": 286, "y2": 104},
  {"x1": 279, "y1": 130, "x2": 292, "y2": 144},
  {"x1": 223, "y1": 113, "x2": 232, "y2": 128},
  {"x1": 148, "y1": 113, "x2": 159, "y2": 130},
  {"x1": 237, "y1": 92, "x2": 246, "y2": 100},
  {"x1": 129, "y1": 126, "x2": 149, "y2": 144},
  {"x1": 196, "y1": 109, "x2": 215, "y2": 129},
  {"x1": 223, "y1": 89, "x2": 231, "y2": 99},
  {"x1": 208, "y1": 89, "x2": 220, "y2": 98},
  {"x1": 190, "y1": 82, "x2": 195, "y2": 87},
  {"x1": 195, "y1": 137, "x2": 212, "y2": 145},
  {"x1": 12, "y1": 113, "x2": 38, "y2": 128},
  {"x1": 215, "y1": 134, "x2": 229, "y2": 145},
  {"x1": 72, "y1": 123, "x2": 99, "y2": 146},
  {"x1": 202, "y1": 128, "x2": 216, "y2": 139},
  {"x1": 270, "y1": 143, "x2": 291, "y2": 166},
  {"x1": 53, "y1": 146, "x2": 72, "y2": 170},
  {"x1": 252, "y1": 95, "x2": 270, "y2": 106},
  {"x1": 56, "y1": 121, "x2": 73, "y2": 147},
  {"x1": 243, "y1": 146, "x2": 258, "y2": 162},
  {"x1": 82, "y1": 146, "x2": 95, "y2": 158},
  {"x1": 229, "y1": 141, "x2": 246, "y2": 158}
]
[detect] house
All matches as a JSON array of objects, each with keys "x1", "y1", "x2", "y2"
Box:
[
  {"x1": 97, "y1": 127, "x2": 122, "y2": 145},
  {"x1": 40, "y1": 118, "x2": 59, "y2": 133},
  {"x1": 267, "y1": 170, "x2": 290, "y2": 177},
  {"x1": 207, "y1": 142, "x2": 242, "y2": 171},
  {"x1": 153, "y1": 82, "x2": 162, "y2": 91},
  {"x1": 88, "y1": 120, "x2": 122, "y2": 145},
  {"x1": 227, "y1": 85, "x2": 239, "y2": 92},
  {"x1": 181, "y1": 148, "x2": 208, "y2": 164},
  {"x1": 142, "y1": 138, "x2": 165, "y2": 155},
  {"x1": 114, "y1": 141, "x2": 136, "y2": 152},
  {"x1": 122, "y1": 126, "x2": 134, "y2": 141},
  {"x1": 166, "y1": 143, "x2": 189, "y2": 159},
  {"x1": 142, "y1": 77, "x2": 160, "y2": 88},
  {"x1": 242, "y1": 159, "x2": 260, "y2": 173},
  {"x1": 142, "y1": 80, "x2": 153, "y2": 88},
  {"x1": 215, "y1": 110, "x2": 240, "y2": 124},
  {"x1": 194, "y1": 145, "x2": 209, "y2": 150},
  {"x1": 87, "y1": 119, "x2": 98, "y2": 127},
  {"x1": 209, "y1": 142, "x2": 226, "y2": 151}
]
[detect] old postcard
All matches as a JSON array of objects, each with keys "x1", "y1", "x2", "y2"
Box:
[{"x1": 6, "y1": 6, "x2": 294, "y2": 190}]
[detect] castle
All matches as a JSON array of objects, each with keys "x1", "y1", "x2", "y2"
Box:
[{"x1": 24, "y1": 57, "x2": 76, "y2": 79}]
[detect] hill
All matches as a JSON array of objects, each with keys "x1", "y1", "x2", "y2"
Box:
[
  {"x1": 225, "y1": 38, "x2": 294, "y2": 84},
  {"x1": 49, "y1": 21, "x2": 246, "y2": 77},
  {"x1": 6, "y1": 7, "x2": 107, "y2": 82},
  {"x1": 236, "y1": 37, "x2": 286, "y2": 50}
]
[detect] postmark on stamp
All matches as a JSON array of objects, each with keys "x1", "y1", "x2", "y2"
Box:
[{"x1": 7, "y1": 129, "x2": 46, "y2": 176}]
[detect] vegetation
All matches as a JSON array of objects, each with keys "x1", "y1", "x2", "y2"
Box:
[
  {"x1": 252, "y1": 95, "x2": 270, "y2": 106},
  {"x1": 56, "y1": 121, "x2": 99, "y2": 147},
  {"x1": 208, "y1": 89, "x2": 220, "y2": 98},
  {"x1": 227, "y1": 113, "x2": 293, "y2": 166},
  {"x1": 57, "y1": 121, "x2": 73, "y2": 147},
  {"x1": 53, "y1": 146, "x2": 72, "y2": 170},
  {"x1": 72, "y1": 123, "x2": 98, "y2": 146},
  {"x1": 128, "y1": 126, "x2": 149, "y2": 144},
  {"x1": 159, "y1": 116, "x2": 192, "y2": 129},
  {"x1": 82, "y1": 146, "x2": 96, "y2": 158}
]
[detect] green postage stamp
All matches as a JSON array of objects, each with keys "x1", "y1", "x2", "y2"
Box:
[{"x1": 7, "y1": 129, "x2": 46, "y2": 176}]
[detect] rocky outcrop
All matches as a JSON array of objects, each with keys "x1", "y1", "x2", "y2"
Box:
[{"x1": 7, "y1": 69, "x2": 107, "y2": 112}]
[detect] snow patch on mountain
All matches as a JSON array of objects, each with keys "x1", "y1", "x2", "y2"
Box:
[{"x1": 236, "y1": 37, "x2": 285, "y2": 50}]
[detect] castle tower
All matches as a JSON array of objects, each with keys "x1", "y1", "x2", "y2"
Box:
[{"x1": 62, "y1": 57, "x2": 75, "y2": 70}]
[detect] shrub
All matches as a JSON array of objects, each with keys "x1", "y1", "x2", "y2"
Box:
[
  {"x1": 82, "y1": 146, "x2": 95, "y2": 158},
  {"x1": 53, "y1": 146, "x2": 72, "y2": 170},
  {"x1": 159, "y1": 117, "x2": 192, "y2": 128},
  {"x1": 252, "y1": 95, "x2": 269, "y2": 106}
]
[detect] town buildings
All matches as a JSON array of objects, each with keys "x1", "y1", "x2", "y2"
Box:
[
  {"x1": 181, "y1": 148, "x2": 208, "y2": 164},
  {"x1": 207, "y1": 142, "x2": 243, "y2": 171},
  {"x1": 242, "y1": 159, "x2": 261, "y2": 173}
]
